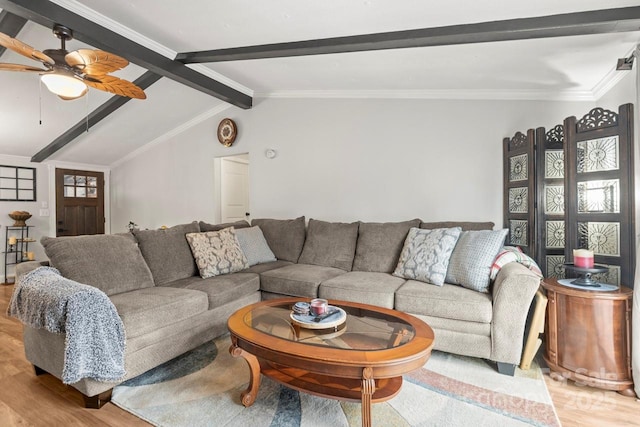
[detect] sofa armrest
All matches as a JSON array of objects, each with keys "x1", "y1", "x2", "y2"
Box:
[
  {"x1": 15, "y1": 261, "x2": 50, "y2": 282},
  {"x1": 490, "y1": 262, "x2": 541, "y2": 364}
]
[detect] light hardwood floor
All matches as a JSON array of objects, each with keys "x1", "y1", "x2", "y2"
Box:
[{"x1": 0, "y1": 283, "x2": 638, "y2": 426}]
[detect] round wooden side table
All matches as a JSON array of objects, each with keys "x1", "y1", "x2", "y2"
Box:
[{"x1": 541, "y1": 278, "x2": 635, "y2": 397}]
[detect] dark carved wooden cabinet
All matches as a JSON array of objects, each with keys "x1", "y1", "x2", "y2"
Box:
[{"x1": 541, "y1": 278, "x2": 634, "y2": 397}]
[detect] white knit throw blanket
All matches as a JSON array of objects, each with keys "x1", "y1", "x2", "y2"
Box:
[{"x1": 8, "y1": 266, "x2": 126, "y2": 384}]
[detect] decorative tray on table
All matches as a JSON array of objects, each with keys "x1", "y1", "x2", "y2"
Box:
[
  {"x1": 289, "y1": 306, "x2": 347, "y2": 329},
  {"x1": 560, "y1": 263, "x2": 617, "y2": 291}
]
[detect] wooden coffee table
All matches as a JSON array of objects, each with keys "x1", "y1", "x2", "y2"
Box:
[{"x1": 227, "y1": 297, "x2": 434, "y2": 427}]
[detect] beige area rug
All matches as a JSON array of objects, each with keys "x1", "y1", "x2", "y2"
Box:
[{"x1": 112, "y1": 336, "x2": 560, "y2": 427}]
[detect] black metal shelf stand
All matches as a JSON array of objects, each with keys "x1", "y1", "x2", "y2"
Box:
[{"x1": 3, "y1": 226, "x2": 34, "y2": 284}]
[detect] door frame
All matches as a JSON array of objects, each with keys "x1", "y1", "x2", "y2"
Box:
[
  {"x1": 214, "y1": 153, "x2": 249, "y2": 224},
  {"x1": 47, "y1": 162, "x2": 111, "y2": 235}
]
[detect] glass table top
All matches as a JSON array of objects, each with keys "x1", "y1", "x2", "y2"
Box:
[{"x1": 243, "y1": 300, "x2": 416, "y2": 351}]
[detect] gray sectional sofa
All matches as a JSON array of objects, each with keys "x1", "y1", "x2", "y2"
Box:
[{"x1": 14, "y1": 216, "x2": 541, "y2": 407}]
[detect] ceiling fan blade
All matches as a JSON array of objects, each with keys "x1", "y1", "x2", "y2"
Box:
[
  {"x1": 83, "y1": 75, "x2": 146, "y2": 99},
  {"x1": 0, "y1": 63, "x2": 47, "y2": 72},
  {"x1": 0, "y1": 31, "x2": 54, "y2": 65},
  {"x1": 66, "y1": 49, "x2": 128, "y2": 75}
]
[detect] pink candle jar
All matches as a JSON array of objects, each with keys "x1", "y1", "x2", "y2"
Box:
[
  {"x1": 573, "y1": 249, "x2": 594, "y2": 268},
  {"x1": 310, "y1": 298, "x2": 328, "y2": 316}
]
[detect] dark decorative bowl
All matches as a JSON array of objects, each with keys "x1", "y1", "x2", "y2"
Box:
[{"x1": 9, "y1": 211, "x2": 32, "y2": 227}]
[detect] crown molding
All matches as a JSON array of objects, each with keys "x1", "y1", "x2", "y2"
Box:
[
  {"x1": 255, "y1": 88, "x2": 596, "y2": 102},
  {"x1": 592, "y1": 68, "x2": 629, "y2": 100},
  {"x1": 49, "y1": 0, "x2": 252, "y2": 96},
  {"x1": 0, "y1": 153, "x2": 35, "y2": 164},
  {"x1": 110, "y1": 104, "x2": 231, "y2": 169},
  {"x1": 591, "y1": 45, "x2": 638, "y2": 100}
]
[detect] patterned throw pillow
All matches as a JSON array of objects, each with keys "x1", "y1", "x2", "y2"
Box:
[
  {"x1": 186, "y1": 228, "x2": 249, "y2": 278},
  {"x1": 445, "y1": 229, "x2": 509, "y2": 293},
  {"x1": 393, "y1": 227, "x2": 462, "y2": 286},
  {"x1": 234, "y1": 226, "x2": 276, "y2": 266}
]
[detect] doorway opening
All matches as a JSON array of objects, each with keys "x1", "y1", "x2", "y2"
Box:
[{"x1": 215, "y1": 153, "x2": 250, "y2": 224}]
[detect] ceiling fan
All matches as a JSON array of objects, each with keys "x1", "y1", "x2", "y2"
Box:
[{"x1": 0, "y1": 24, "x2": 146, "y2": 100}]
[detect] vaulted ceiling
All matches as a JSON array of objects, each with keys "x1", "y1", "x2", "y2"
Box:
[{"x1": 1, "y1": 0, "x2": 639, "y2": 166}]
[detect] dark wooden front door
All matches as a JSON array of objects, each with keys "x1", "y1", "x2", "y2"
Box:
[{"x1": 55, "y1": 168, "x2": 105, "y2": 236}]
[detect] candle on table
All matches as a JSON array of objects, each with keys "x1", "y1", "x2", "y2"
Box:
[
  {"x1": 573, "y1": 249, "x2": 594, "y2": 268},
  {"x1": 310, "y1": 298, "x2": 328, "y2": 316}
]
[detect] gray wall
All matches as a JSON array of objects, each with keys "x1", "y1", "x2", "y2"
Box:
[
  {"x1": 595, "y1": 70, "x2": 639, "y2": 234},
  {"x1": 110, "y1": 97, "x2": 593, "y2": 230}
]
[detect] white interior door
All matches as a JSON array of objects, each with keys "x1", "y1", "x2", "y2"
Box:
[{"x1": 220, "y1": 155, "x2": 249, "y2": 223}]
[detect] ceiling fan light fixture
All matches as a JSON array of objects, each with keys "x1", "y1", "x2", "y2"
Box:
[{"x1": 41, "y1": 73, "x2": 88, "y2": 99}]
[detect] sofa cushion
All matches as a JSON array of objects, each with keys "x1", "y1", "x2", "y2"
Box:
[
  {"x1": 298, "y1": 219, "x2": 359, "y2": 271},
  {"x1": 393, "y1": 227, "x2": 461, "y2": 286},
  {"x1": 199, "y1": 220, "x2": 250, "y2": 232},
  {"x1": 319, "y1": 272, "x2": 406, "y2": 309},
  {"x1": 133, "y1": 222, "x2": 200, "y2": 285},
  {"x1": 41, "y1": 234, "x2": 154, "y2": 296},
  {"x1": 446, "y1": 229, "x2": 509, "y2": 293},
  {"x1": 421, "y1": 315, "x2": 491, "y2": 337},
  {"x1": 352, "y1": 219, "x2": 420, "y2": 273},
  {"x1": 243, "y1": 260, "x2": 293, "y2": 274},
  {"x1": 260, "y1": 264, "x2": 346, "y2": 298},
  {"x1": 162, "y1": 272, "x2": 259, "y2": 310},
  {"x1": 109, "y1": 286, "x2": 209, "y2": 339},
  {"x1": 395, "y1": 280, "x2": 493, "y2": 323},
  {"x1": 252, "y1": 216, "x2": 306, "y2": 263},
  {"x1": 420, "y1": 221, "x2": 494, "y2": 231},
  {"x1": 235, "y1": 226, "x2": 277, "y2": 266},
  {"x1": 186, "y1": 228, "x2": 249, "y2": 278}
]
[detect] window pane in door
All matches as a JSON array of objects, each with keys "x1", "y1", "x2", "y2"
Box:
[
  {"x1": 64, "y1": 175, "x2": 75, "y2": 185},
  {"x1": 76, "y1": 187, "x2": 86, "y2": 198},
  {"x1": 64, "y1": 186, "x2": 75, "y2": 197}
]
